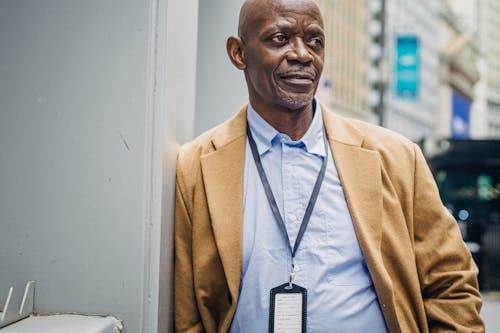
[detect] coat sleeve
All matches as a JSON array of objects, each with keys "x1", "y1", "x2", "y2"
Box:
[
  {"x1": 174, "y1": 174, "x2": 205, "y2": 333},
  {"x1": 412, "y1": 143, "x2": 484, "y2": 332}
]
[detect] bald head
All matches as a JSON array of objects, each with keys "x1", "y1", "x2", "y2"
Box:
[{"x1": 238, "y1": 0, "x2": 323, "y2": 39}]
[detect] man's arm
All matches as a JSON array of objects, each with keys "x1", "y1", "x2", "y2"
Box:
[
  {"x1": 412, "y1": 144, "x2": 484, "y2": 332},
  {"x1": 174, "y1": 177, "x2": 204, "y2": 333}
]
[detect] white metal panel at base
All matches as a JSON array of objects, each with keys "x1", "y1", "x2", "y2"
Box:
[
  {"x1": 0, "y1": 314, "x2": 123, "y2": 333},
  {"x1": 0, "y1": 281, "x2": 35, "y2": 328}
]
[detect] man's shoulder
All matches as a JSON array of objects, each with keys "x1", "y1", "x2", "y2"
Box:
[
  {"x1": 324, "y1": 108, "x2": 418, "y2": 164},
  {"x1": 325, "y1": 109, "x2": 414, "y2": 148},
  {"x1": 177, "y1": 106, "x2": 248, "y2": 169},
  {"x1": 347, "y1": 116, "x2": 414, "y2": 149},
  {"x1": 178, "y1": 125, "x2": 218, "y2": 158}
]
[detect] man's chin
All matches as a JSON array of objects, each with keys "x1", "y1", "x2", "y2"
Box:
[{"x1": 277, "y1": 94, "x2": 315, "y2": 110}]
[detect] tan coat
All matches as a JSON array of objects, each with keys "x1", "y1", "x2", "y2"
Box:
[{"x1": 174, "y1": 106, "x2": 484, "y2": 333}]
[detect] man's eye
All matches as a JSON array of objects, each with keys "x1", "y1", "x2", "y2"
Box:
[
  {"x1": 310, "y1": 37, "x2": 324, "y2": 47},
  {"x1": 271, "y1": 34, "x2": 287, "y2": 43}
]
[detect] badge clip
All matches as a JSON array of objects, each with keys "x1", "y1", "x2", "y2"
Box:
[{"x1": 287, "y1": 261, "x2": 296, "y2": 289}]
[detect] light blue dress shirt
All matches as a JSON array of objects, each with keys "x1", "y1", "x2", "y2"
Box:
[{"x1": 228, "y1": 100, "x2": 388, "y2": 333}]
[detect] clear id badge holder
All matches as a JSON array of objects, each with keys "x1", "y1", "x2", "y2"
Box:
[{"x1": 269, "y1": 281, "x2": 307, "y2": 333}]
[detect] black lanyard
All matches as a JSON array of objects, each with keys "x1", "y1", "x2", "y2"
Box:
[{"x1": 246, "y1": 122, "x2": 329, "y2": 264}]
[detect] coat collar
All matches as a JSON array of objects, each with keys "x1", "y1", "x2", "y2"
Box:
[
  {"x1": 199, "y1": 106, "x2": 247, "y2": 303},
  {"x1": 200, "y1": 104, "x2": 398, "y2": 331},
  {"x1": 324, "y1": 108, "x2": 400, "y2": 331},
  {"x1": 322, "y1": 108, "x2": 384, "y2": 257}
]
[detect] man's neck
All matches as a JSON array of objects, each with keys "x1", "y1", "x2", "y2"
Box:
[{"x1": 250, "y1": 102, "x2": 314, "y2": 141}]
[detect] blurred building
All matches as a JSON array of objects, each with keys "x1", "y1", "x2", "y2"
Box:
[
  {"x1": 437, "y1": 1, "x2": 480, "y2": 139},
  {"x1": 379, "y1": 0, "x2": 441, "y2": 141},
  {"x1": 316, "y1": 0, "x2": 372, "y2": 121},
  {"x1": 316, "y1": 0, "x2": 498, "y2": 141},
  {"x1": 438, "y1": 0, "x2": 500, "y2": 139},
  {"x1": 316, "y1": 0, "x2": 443, "y2": 141},
  {"x1": 476, "y1": 0, "x2": 500, "y2": 136}
]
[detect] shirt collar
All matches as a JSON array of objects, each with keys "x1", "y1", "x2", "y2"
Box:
[{"x1": 247, "y1": 98, "x2": 326, "y2": 157}]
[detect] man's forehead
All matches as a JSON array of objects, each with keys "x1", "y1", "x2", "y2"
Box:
[
  {"x1": 247, "y1": 0, "x2": 322, "y2": 20},
  {"x1": 242, "y1": 0, "x2": 319, "y2": 9},
  {"x1": 239, "y1": 0, "x2": 323, "y2": 36}
]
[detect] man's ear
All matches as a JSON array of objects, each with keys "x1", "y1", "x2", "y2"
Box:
[{"x1": 226, "y1": 36, "x2": 246, "y2": 70}]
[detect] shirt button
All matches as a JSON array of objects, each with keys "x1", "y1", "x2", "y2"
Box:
[
  {"x1": 288, "y1": 214, "x2": 297, "y2": 222},
  {"x1": 294, "y1": 264, "x2": 300, "y2": 271}
]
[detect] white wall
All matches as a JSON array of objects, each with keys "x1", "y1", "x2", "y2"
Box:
[
  {"x1": 0, "y1": 0, "x2": 198, "y2": 331},
  {"x1": 195, "y1": 0, "x2": 247, "y2": 135}
]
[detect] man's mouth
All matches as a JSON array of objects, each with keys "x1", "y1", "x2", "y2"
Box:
[{"x1": 278, "y1": 72, "x2": 316, "y2": 85}]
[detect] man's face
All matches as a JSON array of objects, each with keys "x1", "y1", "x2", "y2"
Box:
[{"x1": 240, "y1": 0, "x2": 325, "y2": 110}]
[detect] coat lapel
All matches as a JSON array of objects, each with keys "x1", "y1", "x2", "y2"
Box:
[
  {"x1": 323, "y1": 109, "x2": 383, "y2": 264},
  {"x1": 323, "y1": 108, "x2": 400, "y2": 332},
  {"x1": 200, "y1": 108, "x2": 247, "y2": 303}
]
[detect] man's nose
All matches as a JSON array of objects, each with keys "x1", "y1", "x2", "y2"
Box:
[{"x1": 287, "y1": 38, "x2": 314, "y2": 63}]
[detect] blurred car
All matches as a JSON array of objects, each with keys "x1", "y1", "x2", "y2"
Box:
[{"x1": 427, "y1": 139, "x2": 500, "y2": 290}]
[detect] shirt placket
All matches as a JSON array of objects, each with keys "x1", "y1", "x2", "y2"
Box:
[{"x1": 282, "y1": 139, "x2": 308, "y2": 286}]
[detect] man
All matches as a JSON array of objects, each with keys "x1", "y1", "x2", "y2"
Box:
[{"x1": 174, "y1": 0, "x2": 484, "y2": 332}]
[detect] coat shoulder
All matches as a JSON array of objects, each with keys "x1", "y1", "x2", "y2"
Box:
[
  {"x1": 327, "y1": 111, "x2": 419, "y2": 164},
  {"x1": 176, "y1": 107, "x2": 247, "y2": 183}
]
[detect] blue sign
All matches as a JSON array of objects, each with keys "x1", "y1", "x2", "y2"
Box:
[
  {"x1": 395, "y1": 36, "x2": 420, "y2": 99},
  {"x1": 451, "y1": 90, "x2": 471, "y2": 139}
]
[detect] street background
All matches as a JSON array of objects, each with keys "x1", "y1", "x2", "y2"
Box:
[{"x1": 483, "y1": 292, "x2": 500, "y2": 331}]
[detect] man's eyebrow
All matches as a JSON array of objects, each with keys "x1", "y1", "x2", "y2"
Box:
[
  {"x1": 259, "y1": 23, "x2": 324, "y2": 37},
  {"x1": 264, "y1": 20, "x2": 294, "y2": 30},
  {"x1": 257, "y1": 24, "x2": 290, "y2": 39},
  {"x1": 304, "y1": 23, "x2": 325, "y2": 32}
]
